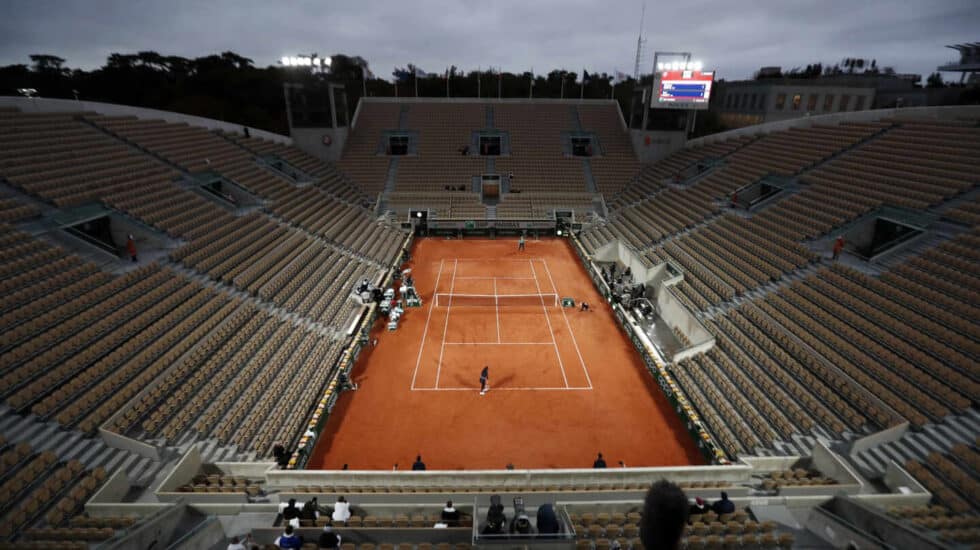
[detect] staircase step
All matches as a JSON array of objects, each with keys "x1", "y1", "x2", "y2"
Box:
[
  {"x1": 900, "y1": 436, "x2": 930, "y2": 460},
  {"x1": 933, "y1": 424, "x2": 969, "y2": 445},
  {"x1": 54, "y1": 431, "x2": 87, "y2": 458},
  {"x1": 99, "y1": 449, "x2": 128, "y2": 472},
  {"x1": 855, "y1": 450, "x2": 886, "y2": 475},
  {"x1": 76, "y1": 442, "x2": 106, "y2": 466},
  {"x1": 866, "y1": 448, "x2": 893, "y2": 472},
  {"x1": 30, "y1": 424, "x2": 63, "y2": 451},
  {"x1": 942, "y1": 416, "x2": 976, "y2": 443},
  {"x1": 909, "y1": 433, "x2": 944, "y2": 454}
]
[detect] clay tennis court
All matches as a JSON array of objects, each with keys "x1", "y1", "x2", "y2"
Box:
[{"x1": 308, "y1": 238, "x2": 704, "y2": 470}]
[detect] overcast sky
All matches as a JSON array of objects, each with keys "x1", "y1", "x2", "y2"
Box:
[{"x1": 0, "y1": 0, "x2": 976, "y2": 81}]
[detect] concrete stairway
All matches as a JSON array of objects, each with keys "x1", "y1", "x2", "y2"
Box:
[
  {"x1": 851, "y1": 409, "x2": 980, "y2": 477},
  {"x1": 0, "y1": 405, "x2": 166, "y2": 487},
  {"x1": 383, "y1": 158, "x2": 399, "y2": 194},
  {"x1": 582, "y1": 159, "x2": 598, "y2": 193}
]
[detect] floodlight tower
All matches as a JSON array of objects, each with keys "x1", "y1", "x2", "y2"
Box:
[{"x1": 632, "y1": 1, "x2": 647, "y2": 80}]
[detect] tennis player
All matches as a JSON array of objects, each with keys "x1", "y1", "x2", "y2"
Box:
[{"x1": 479, "y1": 365, "x2": 490, "y2": 395}]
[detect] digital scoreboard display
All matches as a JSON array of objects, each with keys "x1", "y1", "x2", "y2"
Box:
[{"x1": 654, "y1": 70, "x2": 714, "y2": 110}]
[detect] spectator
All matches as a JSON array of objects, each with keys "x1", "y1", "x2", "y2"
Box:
[
  {"x1": 273, "y1": 443, "x2": 287, "y2": 467},
  {"x1": 126, "y1": 234, "x2": 138, "y2": 262},
  {"x1": 441, "y1": 500, "x2": 461, "y2": 526},
  {"x1": 510, "y1": 512, "x2": 533, "y2": 535},
  {"x1": 332, "y1": 496, "x2": 351, "y2": 524},
  {"x1": 711, "y1": 491, "x2": 736, "y2": 515},
  {"x1": 688, "y1": 496, "x2": 709, "y2": 521},
  {"x1": 832, "y1": 235, "x2": 845, "y2": 260},
  {"x1": 274, "y1": 525, "x2": 302, "y2": 549},
  {"x1": 412, "y1": 455, "x2": 427, "y2": 470},
  {"x1": 483, "y1": 494, "x2": 506, "y2": 534},
  {"x1": 593, "y1": 453, "x2": 607, "y2": 468},
  {"x1": 302, "y1": 498, "x2": 320, "y2": 522},
  {"x1": 243, "y1": 127, "x2": 251, "y2": 138},
  {"x1": 317, "y1": 525, "x2": 340, "y2": 549},
  {"x1": 640, "y1": 480, "x2": 689, "y2": 550},
  {"x1": 536, "y1": 503, "x2": 560, "y2": 535},
  {"x1": 227, "y1": 535, "x2": 249, "y2": 550},
  {"x1": 281, "y1": 499, "x2": 301, "y2": 522}
]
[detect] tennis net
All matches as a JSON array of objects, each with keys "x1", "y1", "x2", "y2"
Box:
[{"x1": 434, "y1": 293, "x2": 558, "y2": 307}]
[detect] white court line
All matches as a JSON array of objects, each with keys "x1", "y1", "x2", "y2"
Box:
[
  {"x1": 411, "y1": 259, "x2": 445, "y2": 390},
  {"x1": 433, "y1": 259, "x2": 458, "y2": 389},
  {"x1": 454, "y1": 276, "x2": 536, "y2": 280},
  {"x1": 541, "y1": 258, "x2": 593, "y2": 390},
  {"x1": 452, "y1": 258, "x2": 544, "y2": 262},
  {"x1": 411, "y1": 386, "x2": 593, "y2": 392},
  {"x1": 493, "y1": 277, "x2": 500, "y2": 343},
  {"x1": 529, "y1": 259, "x2": 569, "y2": 388},
  {"x1": 443, "y1": 342, "x2": 555, "y2": 345}
]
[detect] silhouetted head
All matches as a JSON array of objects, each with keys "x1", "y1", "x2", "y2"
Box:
[{"x1": 640, "y1": 480, "x2": 689, "y2": 550}]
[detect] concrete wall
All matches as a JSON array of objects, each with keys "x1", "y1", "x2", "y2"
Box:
[
  {"x1": 811, "y1": 442, "x2": 863, "y2": 490},
  {"x1": 812, "y1": 497, "x2": 947, "y2": 550},
  {"x1": 103, "y1": 504, "x2": 202, "y2": 550},
  {"x1": 99, "y1": 427, "x2": 161, "y2": 460},
  {"x1": 171, "y1": 517, "x2": 225, "y2": 550},
  {"x1": 89, "y1": 470, "x2": 129, "y2": 503},
  {"x1": 266, "y1": 465, "x2": 754, "y2": 492},
  {"x1": 656, "y1": 288, "x2": 715, "y2": 361},
  {"x1": 291, "y1": 126, "x2": 348, "y2": 162},
  {"x1": 878, "y1": 461, "x2": 931, "y2": 504},
  {"x1": 214, "y1": 461, "x2": 279, "y2": 478},
  {"x1": 0, "y1": 96, "x2": 291, "y2": 144},
  {"x1": 848, "y1": 422, "x2": 909, "y2": 457},
  {"x1": 629, "y1": 130, "x2": 687, "y2": 162},
  {"x1": 688, "y1": 104, "x2": 980, "y2": 148},
  {"x1": 591, "y1": 240, "x2": 662, "y2": 286},
  {"x1": 157, "y1": 447, "x2": 202, "y2": 493}
]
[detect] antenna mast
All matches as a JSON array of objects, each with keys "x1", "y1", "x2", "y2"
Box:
[{"x1": 633, "y1": 0, "x2": 647, "y2": 80}]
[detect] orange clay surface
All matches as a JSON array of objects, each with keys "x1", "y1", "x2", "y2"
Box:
[{"x1": 308, "y1": 238, "x2": 704, "y2": 470}]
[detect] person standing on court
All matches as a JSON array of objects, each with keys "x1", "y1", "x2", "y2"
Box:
[
  {"x1": 518, "y1": 234, "x2": 526, "y2": 251},
  {"x1": 593, "y1": 453, "x2": 607, "y2": 468},
  {"x1": 412, "y1": 455, "x2": 426, "y2": 470},
  {"x1": 480, "y1": 366, "x2": 490, "y2": 395}
]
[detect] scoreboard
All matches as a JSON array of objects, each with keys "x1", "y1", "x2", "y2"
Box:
[{"x1": 654, "y1": 70, "x2": 714, "y2": 110}]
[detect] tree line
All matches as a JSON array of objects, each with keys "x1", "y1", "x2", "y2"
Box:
[{"x1": 0, "y1": 52, "x2": 646, "y2": 135}]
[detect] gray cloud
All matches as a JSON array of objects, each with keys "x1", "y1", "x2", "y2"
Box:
[{"x1": 0, "y1": 0, "x2": 976, "y2": 81}]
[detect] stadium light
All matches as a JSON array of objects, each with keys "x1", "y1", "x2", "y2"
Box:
[
  {"x1": 280, "y1": 54, "x2": 331, "y2": 71},
  {"x1": 17, "y1": 88, "x2": 37, "y2": 98}
]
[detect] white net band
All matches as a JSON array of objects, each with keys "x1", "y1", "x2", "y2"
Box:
[{"x1": 434, "y1": 293, "x2": 558, "y2": 307}]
